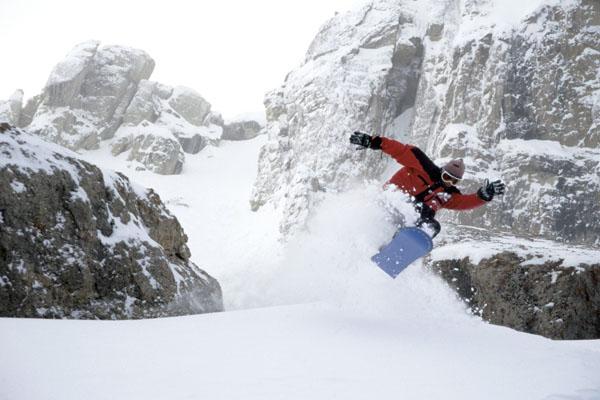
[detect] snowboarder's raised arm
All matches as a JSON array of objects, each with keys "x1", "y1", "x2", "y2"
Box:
[{"x1": 349, "y1": 132, "x2": 438, "y2": 176}]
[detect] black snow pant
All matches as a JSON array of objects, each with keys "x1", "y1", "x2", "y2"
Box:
[{"x1": 415, "y1": 203, "x2": 441, "y2": 239}]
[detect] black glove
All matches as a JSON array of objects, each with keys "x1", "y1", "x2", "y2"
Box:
[
  {"x1": 478, "y1": 179, "x2": 505, "y2": 201},
  {"x1": 349, "y1": 131, "x2": 381, "y2": 149}
]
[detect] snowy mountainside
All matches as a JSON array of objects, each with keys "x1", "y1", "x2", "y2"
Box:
[
  {"x1": 79, "y1": 122, "x2": 599, "y2": 340},
  {"x1": 252, "y1": 0, "x2": 600, "y2": 246},
  {"x1": 0, "y1": 41, "x2": 264, "y2": 175},
  {"x1": 0, "y1": 123, "x2": 222, "y2": 318}
]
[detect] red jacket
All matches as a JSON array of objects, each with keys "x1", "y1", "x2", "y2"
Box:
[{"x1": 380, "y1": 137, "x2": 486, "y2": 212}]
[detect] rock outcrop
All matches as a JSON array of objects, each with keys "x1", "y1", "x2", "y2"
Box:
[
  {"x1": 0, "y1": 123, "x2": 223, "y2": 319},
  {"x1": 0, "y1": 90, "x2": 23, "y2": 126},
  {"x1": 111, "y1": 81, "x2": 222, "y2": 174},
  {"x1": 222, "y1": 120, "x2": 263, "y2": 141},
  {"x1": 0, "y1": 41, "x2": 235, "y2": 175},
  {"x1": 248, "y1": 0, "x2": 599, "y2": 338},
  {"x1": 432, "y1": 254, "x2": 600, "y2": 340},
  {"x1": 251, "y1": 0, "x2": 423, "y2": 234},
  {"x1": 26, "y1": 41, "x2": 155, "y2": 151},
  {"x1": 411, "y1": 0, "x2": 600, "y2": 247},
  {"x1": 428, "y1": 226, "x2": 600, "y2": 339},
  {"x1": 251, "y1": 0, "x2": 600, "y2": 246}
]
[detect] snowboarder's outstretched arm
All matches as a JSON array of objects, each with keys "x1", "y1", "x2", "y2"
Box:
[
  {"x1": 444, "y1": 192, "x2": 487, "y2": 210},
  {"x1": 444, "y1": 179, "x2": 505, "y2": 210},
  {"x1": 349, "y1": 132, "x2": 438, "y2": 176}
]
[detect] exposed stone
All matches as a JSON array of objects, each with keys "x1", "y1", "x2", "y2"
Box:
[
  {"x1": 18, "y1": 94, "x2": 42, "y2": 128},
  {"x1": 426, "y1": 23, "x2": 444, "y2": 41},
  {"x1": 121, "y1": 80, "x2": 172, "y2": 126},
  {"x1": 111, "y1": 124, "x2": 185, "y2": 175},
  {"x1": 116, "y1": 80, "x2": 219, "y2": 161},
  {"x1": 0, "y1": 90, "x2": 23, "y2": 126},
  {"x1": 174, "y1": 133, "x2": 207, "y2": 154},
  {"x1": 24, "y1": 41, "x2": 155, "y2": 151},
  {"x1": 5, "y1": 41, "x2": 226, "y2": 174},
  {"x1": 222, "y1": 120, "x2": 262, "y2": 141},
  {"x1": 247, "y1": 0, "x2": 600, "y2": 340},
  {"x1": 167, "y1": 86, "x2": 211, "y2": 126},
  {"x1": 204, "y1": 111, "x2": 225, "y2": 127},
  {"x1": 0, "y1": 125, "x2": 222, "y2": 319},
  {"x1": 412, "y1": 0, "x2": 600, "y2": 246},
  {"x1": 430, "y1": 252, "x2": 600, "y2": 340},
  {"x1": 252, "y1": 1, "x2": 423, "y2": 234},
  {"x1": 252, "y1": 0, "x2": 600, "y2": 247}
]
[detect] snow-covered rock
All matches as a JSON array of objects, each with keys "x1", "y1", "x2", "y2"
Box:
[
  {"x1": 411, "y1": 0, "x2": 600, "y2": 246},
  {"x1": 111, "y1": 124, "x2": 185, "y2": 175},
  {"x1": 429, "y1": 225, "x2": 600, "y2": 339},
  {"x1": 0, "y1": 90, "x2": 23, "y2": 126},
  {"x1": 116, "y1": 79, "x2": 221, "y2": 164},
  {"x1": 249, "y1": 0, "x2": 599, "y2": 338},
  {"x1": 222, "y1": 119, "x2": 263, "y2": 141},
  {"x1": 0, "y1": 123, "x2": 222, "y2": 319},
  {"x1": 168, "y1": 86, "x2": 212, "y2": 127},
  {"x1": 6, "y1": 41, "x2": 231, "y2": 174},
  {"x1": 251, "y1": 0, "x2": 423, "y2": 234},
  {"x1": 25, "y1": 41, "x2": 155, "y2": 151},
  {"x1": 252, "y1": 0, "x2": 600, "y2": 246}
]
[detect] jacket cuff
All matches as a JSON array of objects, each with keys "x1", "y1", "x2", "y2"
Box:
[{"x1": 370, "y1": 136, "x2": 382, "y2": 150}]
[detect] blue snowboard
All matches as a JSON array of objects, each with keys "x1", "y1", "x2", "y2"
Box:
[{"x1": 371, "y1": 227, "x2": 433, "y2": 278}]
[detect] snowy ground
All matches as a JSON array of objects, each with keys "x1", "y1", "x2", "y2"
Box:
[
  {"x1": 2, "y1": 137, "x2": 600, "y2": 399},
  {"x1": 3, "y1": 302, "x2": 600, "y2": 400}
]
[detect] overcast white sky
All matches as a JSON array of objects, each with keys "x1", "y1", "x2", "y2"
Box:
[{"x1": 0, "y1": 0, "x2": 365, "y2": 119}]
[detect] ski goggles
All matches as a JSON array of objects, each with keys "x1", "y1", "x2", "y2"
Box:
[{"x1": 441, "y1": 170, "x2": 462, "y2": 185}]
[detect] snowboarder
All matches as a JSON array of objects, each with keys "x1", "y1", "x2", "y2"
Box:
[{"x1": 349, "y1": 131, "x2": 505, "y2": 239}]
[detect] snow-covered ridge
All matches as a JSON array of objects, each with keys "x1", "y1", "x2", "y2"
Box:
[{"x1": 0, "y1": 124, "x2": 222, "y2": 319}]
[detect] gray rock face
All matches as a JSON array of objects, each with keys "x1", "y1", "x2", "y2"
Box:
[
  {"x1": 412, "y1": 0, "x2": 600, "y2": 247},
  {"x1": 25, "y1": 41, "x2": 155, "y2": 151},
  {"x1": 5, "y1": 41, "x2": 226, "y2": 175},
  {"x1": 0, "y1": 90, "x2": 23, "y2": 126},
  {"x1": 252, "y1": 0, "x2": 600, "y2": 247},
  {"x1": 168, "y1": 86, "x2": 212, "y2": 127},
  {"x1": 430, "y1": 253, "x2": 599, "y2": 340},
  {"x1": 111, "y1": 124, "x2": 185, "y2": 175},
  {"x1": 251, "y1": 0, "x2": 424, "y2": 233},
  {"x1": 427, "y1": 224, "x2": 600, "y2": 339},
  {"x1": 0, "y1": 124, "x2": 223, "y2": 319},
  {"x1": 222, "y1": 120, "x2": 262, "y2": 141},
  {"x1": 119, "y1": 81, "x2": 219, "y2": 156},
  {"x1": 109, "y1": 80, "x2": 223, "y2": 172}
]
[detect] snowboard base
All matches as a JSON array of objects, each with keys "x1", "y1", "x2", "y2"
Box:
[{"x1": 371, "y1": 227, "x2": 433, "y2": 278}]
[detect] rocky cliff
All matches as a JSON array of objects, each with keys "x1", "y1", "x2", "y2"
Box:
[
  {"x1": 0, "y1": 123, "x2": 223, "y2": 319},
  {"x1": 250, "y1": 0, "x2": 599, "y2": 338},
  {"x1": 0, "y1": 41, "x2": 263, "y2": 175},
  {"x1": 252, "y1": 0, "x2": 599, "y2": 244},
  {"x1": 429, "y1": 225, "x2": 600, "y2": 339}
]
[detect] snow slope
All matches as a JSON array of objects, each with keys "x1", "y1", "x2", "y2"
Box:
[
  {"x1": 2, "y1": 135, "x2": 599, "y2": 399},
  {"x1": 2, "y1": 303, "x2": 600, "y2": 400}
]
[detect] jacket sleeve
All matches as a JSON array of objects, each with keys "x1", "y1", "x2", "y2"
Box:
[
  {"x1": 379, "y1": 137, "x2": 439, "y2": 177},
  {"x1": 443, "y1": 192, "x2": 487, "y2": 211}
]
